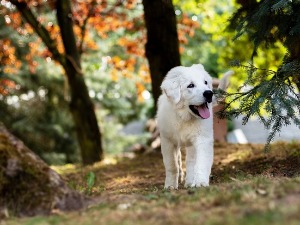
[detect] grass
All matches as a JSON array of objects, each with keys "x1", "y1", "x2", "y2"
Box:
[{"x1": 5, "y1": 142, "x2": 300, "y2": 225}]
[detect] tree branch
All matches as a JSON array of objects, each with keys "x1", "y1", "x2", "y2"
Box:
[
  {"x1": 9, "y1": 0, "x2": 65, "y2": 66},
  {"x1": 56, "y1": 0, "x2": 81, "y2": 73},
  {"x1": 79, "y1": 0, "x2": 97, "y2": 55}
]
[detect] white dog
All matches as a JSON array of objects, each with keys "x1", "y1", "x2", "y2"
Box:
[{"x1": 157, "y1": 64, "x2": 232, "y2": 189}]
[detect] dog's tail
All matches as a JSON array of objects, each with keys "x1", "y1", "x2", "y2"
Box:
[
  {"x1": 213, "y1": 70, "x2": 234, "y2": 106},
  {"x1": 218, "y1": 70, "x2": 234, "y2": 90}
]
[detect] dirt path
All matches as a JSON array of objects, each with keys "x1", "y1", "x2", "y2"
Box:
[{"x1": 62, "y1": 142, "x2": 300, "y2": 198}]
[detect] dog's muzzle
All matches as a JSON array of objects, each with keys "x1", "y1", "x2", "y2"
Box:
[{"x1": 189, "y1": 90, "x2": 213, "y2": 119}]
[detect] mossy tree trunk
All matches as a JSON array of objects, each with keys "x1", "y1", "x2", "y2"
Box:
[
  {"x1": 9, "y1": 0, "x2": 103, "y2": 165},
  {"x1": 142, "y1": 0, "x2": 181, "y2": 110},
  {"x1": 0, "y1": 125, "x2": 89, "y2": 217}
]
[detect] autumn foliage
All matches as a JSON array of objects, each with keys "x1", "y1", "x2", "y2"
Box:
[{"x1": 1, "y1": 0, "x2": 199, "y2": 100}]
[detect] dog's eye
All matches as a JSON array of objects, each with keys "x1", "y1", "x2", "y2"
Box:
[
  {"x1": 204, "y1": 81, "x2": 208, "y2": 85},
  {"x1": 187, "y1": 83, "x2": 195, "y2": 88}
]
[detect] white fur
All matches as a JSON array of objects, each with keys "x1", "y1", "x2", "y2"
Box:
[{"x1": 157, "y1": 64, "x2": 231, "y2": 189}]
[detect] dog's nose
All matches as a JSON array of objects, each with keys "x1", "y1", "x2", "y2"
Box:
[{"x1": 203, "y1": 90, "x2": 213, "y2": 103}]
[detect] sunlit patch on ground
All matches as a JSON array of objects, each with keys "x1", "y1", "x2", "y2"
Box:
[
  {"x1": 221, "y1": 148, "x2": 252, "y2": 164},
  {"x1": 51, "y1": 157, "x2": 119, "y2": 175}
]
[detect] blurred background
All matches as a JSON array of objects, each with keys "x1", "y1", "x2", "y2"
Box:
[{"x1": 0, "y1": 0, "x2": 298, "y2": 165}]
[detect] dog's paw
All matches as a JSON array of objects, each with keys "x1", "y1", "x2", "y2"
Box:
[
  {"x1": 193, "y1": 173, "x2": 209, "y2": 187},
  {"x1": 184, "y1": 182, "x2": 209, "y2": 188},
  {"x1": 164, "y1": 185, "x2": 178, "y2": 190},
  {"x1": 194, "y1": 182, "x2": 209, "y2": 188},
  {"x1": 186, "y1": 176, "x2": 209, "y2": 188},
  {"x1": 184, "y1": 181, "x2": 195, "y2": 188}
]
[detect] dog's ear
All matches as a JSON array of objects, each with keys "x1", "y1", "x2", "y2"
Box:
[
  {"x1": 161, "y1": 67, "x2": 182, "y2": 104},
  {"x1": 192, "y1": 64, "x2": 204, "y2": 71}
]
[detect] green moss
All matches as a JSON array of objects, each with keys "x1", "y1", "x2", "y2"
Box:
[{"x1": 0, "y1": 127, "x2": 86, "y2": 216}]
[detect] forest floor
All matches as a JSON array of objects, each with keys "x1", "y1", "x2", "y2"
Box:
[{"x1": 5, "y1": 142, "x2": 300, "y2": 225}]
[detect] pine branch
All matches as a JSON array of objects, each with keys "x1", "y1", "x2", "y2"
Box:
[
  {"x1": 271, "y1": 0, "x2": 292, "y2": 12},
  {"x1": 227, "y1": 0, "x2": 300, "y2": 150},
  {"x1": 217, "y1": 62, "x2": 300, "y2": 150}
]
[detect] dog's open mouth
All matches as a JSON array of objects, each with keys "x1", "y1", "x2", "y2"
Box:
[{"x1": 189, "y1": 103, "x2": 210, "y2": 119}]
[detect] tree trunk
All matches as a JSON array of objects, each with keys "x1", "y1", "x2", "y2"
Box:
[
  {"x1": 142, "y1": 0, "x2": 181, "y2": 109},
  {"x1": 286, "y1": 37, "x2": 300, "y2": 93},
  {"x1": 10, "y1": 0, "x2": 104, "y2": 165},
  {"x1": 56, "y1": 0, "x2": 103, "y2": 164},
  {"x1": 67, "y1": 72, "x2": 103, "y2": 164},
  {"x1": 0, "y1": 125, "x2": 90, "y2": 217}
]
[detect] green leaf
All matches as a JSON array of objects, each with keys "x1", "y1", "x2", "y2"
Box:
[{"x1": 86, "y1": 171, "x2": 95, "y2": 194}]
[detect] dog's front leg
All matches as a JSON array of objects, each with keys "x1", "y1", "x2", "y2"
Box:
[
  {"x1": 161, "y1": 136, "x2": 180, "y2": 189},
  {"x1": 185, "y1": 145, "x2": 196, "y2": 187},
  {"x1": 193, "y1": 140, "x2": 214, "y2": 187}
]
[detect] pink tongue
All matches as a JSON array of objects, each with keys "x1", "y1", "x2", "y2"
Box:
[{"x1": 197, "y1": 104, "x2": 210, "y2": 119}]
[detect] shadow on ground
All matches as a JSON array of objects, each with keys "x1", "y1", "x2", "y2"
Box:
[{"x1": 62, "y1": 142, "x2": 300, "y2": 197}]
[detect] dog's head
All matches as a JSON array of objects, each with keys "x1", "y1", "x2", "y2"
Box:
[{"x1": 161, "y1": 64, "x2": 213, "y2": 119}]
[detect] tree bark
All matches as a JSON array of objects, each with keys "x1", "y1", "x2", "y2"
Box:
[
  {"x1": 0, "y1": 125, "x2": 90, "y2": 217},
  {"x1": 56, "y1": 0, "x2": 103, "y2": 164},
  {"x1": 142, "y1": 0, "x2": 181, "y2": 109},
  {"x1": 10, "y1": 0, "x2": 103, "y2": 165}
]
